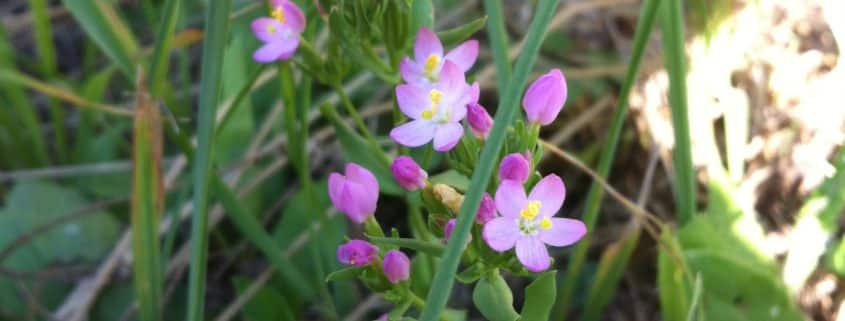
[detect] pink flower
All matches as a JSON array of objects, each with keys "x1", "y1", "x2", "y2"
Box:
[
  {"x1": 337, "y1": 240, "x2": 378, "y2": 266},
  {"x1": 390, "y1": 156, "x2": 427, "y2": 191},
  {"x1": 390, "y1": 61, "x2": 472, "y2": 151},
  {"x1": 476, "y1": 193, "x2": 496, "y2": 224},
  {"x1": 522, "y1": 69, "x2": 567, "y2": 125},
  {"x1": 328, "y1": 163, "x2": 379, "y2": 223},
  {"x1": 250, "y1": 0, "x2": 305, "y2": 63},
  {"x1": 482, "y1": 175, "x2": 586, "y2": 272},
  {"x1": 400, "y1": 27, "x2": 478, "y2": 86},
  {"x1": 444, "y1": 218, "x2": 456, "y2": 241},
  {"x1": 382, "y1": 250, "x2": 410, "y2": 284},
  {"x1": 499, "y1": 153, "x2": 530, "y2": 183}
]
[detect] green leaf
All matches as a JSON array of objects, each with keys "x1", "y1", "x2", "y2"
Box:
[
  {"x1": 419, "y1": 1, "x2": 561, "y2": 319},
  {"x1": 233, "y1": 276, "x2": 296, "y2": 321},
  {"x1": 368, "y1": 236, "x2": 445, "y2": 257},
  {"x1": 62, "y1": 0, "x2": 140, "y2": 79},
  {"x1": 520, "y1": 271, "x2": 557, "y2": 321},
  {"x1": 581, "y1": 229, "x2": 641, "y2": 321},
  {"x1": 147, "y1": 0, "x2": 180, "y2": 97},
  {"x1": 437, "y1": 16, "x2": 488, "y2": 47},
  {"x1": 657, "y1": 230, "x2": 691, "y2": 321},
  {"x1": 428, "y1": 170, "x2": 471, "y2": 192},
  {"x1": 411, "y1": 0, "x2": 434, "y2": 30},
  {"x1": 482, "y1": 0, "x2": 511, "y2": 92},
  {"x1": 472, "y1": 271, "x2": 518, "y2": 321},
  {"x1": 325, "y1": 266, "x2": 366, "y2": 282}
]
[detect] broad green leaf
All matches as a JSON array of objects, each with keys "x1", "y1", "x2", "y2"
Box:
[
  {"x1": 520, "y1": 271, "x2": 557, "y2": 321},
  {"x1": 472, "y1": 272, "x2": 518, "y2": 321},
  {"x1": 325, "y1": 266, "x2": 366, "y2": 282},
  {"x1": 657, "y1": 231, "x2": 691, "y2": 321},
  {"x1": 438, "y1": 16, "x2": 488, "y2": 47},
  {"x1": 62, "y1": 0, "x2": 140, "y2": 79}
]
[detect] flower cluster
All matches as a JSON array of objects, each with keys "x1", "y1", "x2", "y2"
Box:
[{"x1": 250, "y1": 0, "x2": 305, "y2": 63}]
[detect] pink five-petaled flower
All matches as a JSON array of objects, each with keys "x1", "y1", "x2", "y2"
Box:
[
  {"x1": 522, "y1": 69, "x2": 568, "y2": 125},
  {"x1": 391, "y1": 61, "x2": 472, "y2": 151},
  {"x1": 476, "y1": 192, "x2": 496, "y2": 224},
  {"x1": 250, "y1": 0, "x2": 305, "y2": 63},
  {"x1": 400, "y1": 27, "x2": 478, "y2": 86},
  {"x1": 328, "y1": 163, "x2": 379, "y2": 224},
  {"x1": 337, "y1": 240, "x2": 379, "y2": 266},
  {"x1": 390, "y1": 156, "x2": 428, "y2": 191},
  {"x1": 499, "y1": 153, "x2": 531, "y2": 183},
  {"x1": 382, "y1": 250, "x2": 411, "y2": 284},
  {"x1": 483, "y1": 175, "x2": 586, "y2": 272}
]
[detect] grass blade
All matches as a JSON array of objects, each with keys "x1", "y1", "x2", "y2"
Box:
[
  {"x1": 580, "y1": 228, "x2": 641, "y2": 321},
  {"x1": 660, "y1": 0, "x2": 696, "y2": 224},
  {"x1": 412, "y1": 0, "x2": 434, "y2": 30},
  {"x1": 0, "y1": 69, "x2": 133, "y2": 116},
  {"x1": 62, "y1": 0, "x2": 140, "y2": 79},
  {"x1": 186, "y1": 0, "x2": 233, "y2": 320},
  {"x1": 147, "y1": 0, "x2": 180, "y2": 97},
  {"x1": 482, "y1": 0, "x2": 511, "y2": 92},
  {"x1": 131, "y1": 71, "x2": 164, "y2": 321},
  {"x1": 28, "y1": 0, "x2": 57, "y2": 76},
  {"x1": 418, "y1": 1, "x2": 561, "y2": 320},
  {"x1": 554, "y1": 0, "x2": 662, "y2": 317}
]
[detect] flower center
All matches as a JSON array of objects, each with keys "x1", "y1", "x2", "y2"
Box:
[
  {"x1": 266, "y1": 24, "x2": 277, "y2": 34},
  {"x1": 422, "y1": 89, "x2": 443, "y2": 120},
  {"x1": 271, "y1": 6, "x2": 286, "y2": 23},
  {"x1": 517, "y1": 201, "x2": 552, "y2": 235},
  {"x1": 423, "y1": 54, "x2": 440, "y2": 80}
]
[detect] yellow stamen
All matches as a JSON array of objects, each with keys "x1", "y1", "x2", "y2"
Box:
[
  {"x1": 424, "y1": 54, "x2": 440, "y2": 79},
  {"x1": 421, "y1": 110, "x2": 434, "y2": 120},
  {"x1": 266, "y1": 24, "x2": 276, "y2": 34},
  {"x1": 520, "y1": 201, "x2": 541, "y2": 220},
  {"x1": 540, "y1": 217, "x2": 553, "y2": 230},
  {"x1": 271, "y1": 6, "x2": 286, "y2": 23},
  {"x1": 428, "y1": 89, "x2": 443, "y2": 105}
]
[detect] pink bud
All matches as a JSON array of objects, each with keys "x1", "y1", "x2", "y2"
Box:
[
  {"x1": 390, "y1": 156, "x2": 427, "y2": 191},
  {"x1": 444, "y1": 219, "x2": 456, "y2": 241},
  {"x1": 328, "y1": 163, "x2": 380, "y2": 223},
  {"x1": 382, "y1": 250, "x2": 410, "y2": 284},
  {"x1": 522, "y1": 69, "x2": 567, "y2": 125},
  {"x1": 475, "y1": 193, "x2": 496, "y2": 224},
  {"x1": 337, "y1": 240, "x2": 378, "y2": 266},
  {"x1": 498, "y1": 153, "x2": 530, "y2": 183},
  {"x1": 467, "y1": 103, "x2": 493, "y2": 139}
]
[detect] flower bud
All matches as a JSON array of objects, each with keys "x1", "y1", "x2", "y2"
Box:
[
  {"x1": 467, "y1": 103, "x2": 493, "y2": 139},
  {"x1": 432, "y1": 183, "x2": 464, "y2": 213},
  {"x1": 444, "y1": 219, "x2": 456, "y2": 241},
  {"x1": 476, "y1": 193, "x2": 496, "y2": 224},
  {"x1": 522, "y1": 69, "x2": 567, "y2": 125},
  {"x1": 382, "y1": 250, "x2": 410, "y2": 284},
  {"x1": 328, "y1": 163, "x2": 379, "y2": 223},
  {"x1": 390, "y1": 156, "x2": 428, "y2": 191},
  {"x1": 498, "y1": 153, "x2": 530, "y2": 183},
  {"x1": 337, "y1": 240, "x2": 378, "y2": 266}
]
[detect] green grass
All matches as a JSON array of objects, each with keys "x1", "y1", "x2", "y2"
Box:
[{"x1": 482, "y1": 0, "x2": 511, "y2": 92}]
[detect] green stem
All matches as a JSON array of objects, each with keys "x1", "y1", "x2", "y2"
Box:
[
  {"x1": 482, "y1": 0, "x2": 511, "y2": 92},
  {"x1": 332, "y1": 83, "x2": 391, "y2": 166}
]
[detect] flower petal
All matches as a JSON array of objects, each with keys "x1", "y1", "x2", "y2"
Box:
[
  {"x1": 516, "y1": 237, "x2": 551, "y2": 272},
  {"x1": 414, "y1": 27, "x2": 443, "y2": 62},
  {"x1": 495, "y1": 179, "x2": 527, "y2": 218},
  {"x1": 436, "y1": 61, "x2": 466, "y2": 94},
  {"x1": 444, "y1": 39, "x2": 479, "y2": 72},
  {"x1": 251, "y1": 18, "x2": 284, "y2": 42},
  {"x1": 390, "y1": 119, "x2": 437, "y2": 147},
  {"x1": 281, "y1": 1, "x2": 306, "y2": 32},
  {"x1": 539, "y1": 218, "x2": 586, "y2": 247},
  {"x1": 400, "y1": 58, "x2": 427, "y2": 85},
  {"x1": 528, "y1": 174, "x2": 566, "y2": 217},
  {"x1": 395, "y1": 84, "x2": 430, "y2": 119},
  {"x1": 433, "y1": 122, "x2": 463, "y2": 151},
  {"x1": 253, "y1": 38, "x2": 299, "y2": 63},
  {"x1": 468, "y1": 82, "x2": 480, "y2": 105},
  {"x1": 328, "y1": 173, "x2": 347, "y2": 213},
  {"x1": 346, "y1": 163, "x2": 379, "y2": 195},
  {"x1": 482, "y1": 217, "x2": 520, "y2": 252}
]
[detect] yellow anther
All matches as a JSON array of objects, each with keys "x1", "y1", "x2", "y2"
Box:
[
  {"x1": 423, "y1": 54, "x2": 440, "y2": 78},
  {"x1": 266, "y1": 24, "x2": 277, "y2": 33},
  {"x1": 428, "y1": 89, "x2": 443, "y2": 105},
  {"x1": 540, "y1": 217, "x2": 553, "y2": 230},
  {"x1": 421, "y1": 110, "x2": 434, "y2": 120},
  {"x1": 271, "y1": 7, "x2": 286, "y2": 23},
  {"x1": 520, "y1": 201, "x2": 541, "y2": 220}
]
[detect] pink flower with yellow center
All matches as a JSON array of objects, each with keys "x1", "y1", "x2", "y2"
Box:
[
  {"x1": 390, "y1": 61, "x2": 472, "y2": 151},
  {"x1": 250, "y1": 0, "x2": 305, "y2": 63},
  {"x1": 400, "y1": 28, "x2": 478, "y2": 86},
  {"x1": 482, "y1": 175, "x2": 586, "y2": 272}
]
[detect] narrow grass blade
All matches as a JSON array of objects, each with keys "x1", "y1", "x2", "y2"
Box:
[
  {"x1": 482, "y1": 0, "x2": 511, "y2": 92},
  {"x1": 0, "y1": 69, "x2": 133, "y2": 116},
  {"x1": 412, "y1": 0, "x2": 434, "y2": 30},
  {"x1": 580, "y1": 228, "x2": 641, "y2": 321},
  {"x1": 186, "y1": 0, "x2": 233, "y2": 320},
  {"x1": 147, "y1": 0, "x2": 180, "y2": 98},
  {"x1": 783, "y1": 148, "x2": 845, "y2": 292},
  {"x1": 418, "y1": 1, "x2": 561, "y2": 320},
  {"x1": 554, "y1": 0, "x2": 662, "y2": 318},
  {"x1": 63, "y1": 0, "x2": 140, "y2": 79},
  {"x1": 660, "y1": 0, "x2": 695, "y2": 224},
  {"x1": 131, "y1": 71, "x2": 164, "y2": 321},
  {"x1": 28, "y1": 0, "x2": 57, "y2": 76}
]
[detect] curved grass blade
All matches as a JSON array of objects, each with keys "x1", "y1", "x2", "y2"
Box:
[
  {"x1": 147, "y1": 0, "x2": 180, "y2": 97},
  {"x1": 62, "y1": 0, "x2": 140, "y2": 79},
  {"x1": 418, "y1": 1, "x2": 561, "y2": 320},
  {"x1": 186, "y1": 0, "x2": 233, "y2": 320},
  {"x1": 482, "y1": 0, "x2": 511, "y2": 92},
  {"x1": 553, "y1": 0, "x2": 662, "y2": 317}
]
